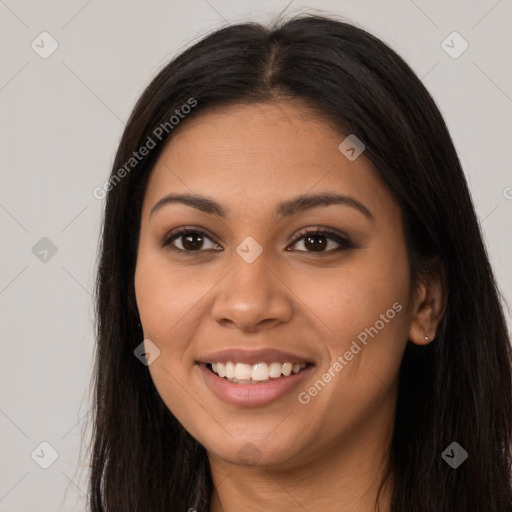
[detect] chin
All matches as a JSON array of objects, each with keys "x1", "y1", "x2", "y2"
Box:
[{"x1": 203, "y1": 429, "x2": 307, "y2": 468}]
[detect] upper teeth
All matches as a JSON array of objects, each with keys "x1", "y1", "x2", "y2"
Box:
[{"x1": 211, "y1": 361, "x2": 307, "y2": 382}]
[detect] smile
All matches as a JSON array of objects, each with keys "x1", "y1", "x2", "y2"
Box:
[{"x1": 208, "y1": 361, "x2": 308, "y2": 384}]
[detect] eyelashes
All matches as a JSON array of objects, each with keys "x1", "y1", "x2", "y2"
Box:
[
  {"x1": 290, "y1": 226, "x2": 354, "y2": 253},
  {"x1": 161, "y1": 225, "x2": 354, "y2": 255},
  {"x1": 161, "y1": 226, "x2": 221, "y2": 253}
]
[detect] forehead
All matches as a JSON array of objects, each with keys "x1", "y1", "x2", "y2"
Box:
[{"x1": 142, "y1": 101, "x2": 398, "y2": 221}]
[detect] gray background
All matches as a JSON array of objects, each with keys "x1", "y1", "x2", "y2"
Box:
[{"x1": 1, "y1": 0, "x2": 511, "y2": 510}]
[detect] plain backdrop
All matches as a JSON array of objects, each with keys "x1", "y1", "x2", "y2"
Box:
[{"x1": 1, "y1": 1, "x2": 511, "y2": 510}]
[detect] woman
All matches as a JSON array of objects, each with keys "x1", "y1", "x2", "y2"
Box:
[{"x1": 90, "y1": 14, "x2": 512, "y2": 512}]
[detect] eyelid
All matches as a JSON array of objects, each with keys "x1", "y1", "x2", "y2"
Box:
[
  {"x1": 290, "y1": 226, "x2": 349, "y2": 242},
  {"x1": 288, "y1": 226, "x2": 353, "y2": 252},
  {"x1": 161, "y1": 225, "x2": 220, "y2": 249}
]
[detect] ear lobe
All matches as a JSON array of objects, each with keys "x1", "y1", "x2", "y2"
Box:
[{"x1": 408, "y1": 262, "x2": 447, "y2": 346}]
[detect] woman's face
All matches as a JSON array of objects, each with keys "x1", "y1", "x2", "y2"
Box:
[{"x1": 135, "y1": 101, "x2": 419, "y2": 468}]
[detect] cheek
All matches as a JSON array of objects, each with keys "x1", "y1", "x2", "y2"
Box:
[
  {"x1": 291, "y1": 237, "x2": 411, "y2": 396},
  {"x1": 287, "y1": 257, "x2": 410, "y2": 443},
  {"x1": 134, "y1": 252, "x2": 208, "y2": 345},
  {"x1": 134, "y1": 256, "x2": 210, "y2": 433},
  {"x1": 297, "y1": 249, "x2": 409, "y2": 342}
]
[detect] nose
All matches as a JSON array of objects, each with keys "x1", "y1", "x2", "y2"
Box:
[{"x1": 211, "y1": 251, "x2": 293, "y2": 333}]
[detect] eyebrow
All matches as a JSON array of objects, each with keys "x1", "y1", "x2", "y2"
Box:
[{"x1": 149, "y1": 192, "x2": 373, "y2": 221}]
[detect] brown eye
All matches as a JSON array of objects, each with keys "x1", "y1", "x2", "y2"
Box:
[
  {"x1": 303, "y1": 234, "x2": 328, "y2": 252},
  {"x1": 162, "y1": 228, "x2": 221, "y2": 253},
  {"x1": 181, "y1": 232, "x2": 205, "y2": 251},
  {"x1": 288, "y1": 228, "x2": 353, "y2": 253}
]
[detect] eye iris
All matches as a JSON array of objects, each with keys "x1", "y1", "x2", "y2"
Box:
[
  {"x1": 305, "y1": 234, "x2": 327, "y2": 252},
  {"x1": 182, "y1": 233, "x2": 204, "y2": 250}
]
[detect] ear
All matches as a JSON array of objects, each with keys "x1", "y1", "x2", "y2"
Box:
[{"x1": 408, "y1": 259, "x2": 447, "y2": 346}]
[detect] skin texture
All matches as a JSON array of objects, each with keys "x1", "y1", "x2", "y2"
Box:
[{"x1": 134, "y1": 101, "x2": 445, "y2": 512}]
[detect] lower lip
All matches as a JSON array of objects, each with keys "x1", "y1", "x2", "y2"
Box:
[{"x1": 198, "y1": 363, "x2": 314, "y2": 407}]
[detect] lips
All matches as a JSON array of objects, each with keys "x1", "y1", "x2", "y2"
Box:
[{"x1": 197, "y1": 348, "x2": 313, "y2": 366}]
